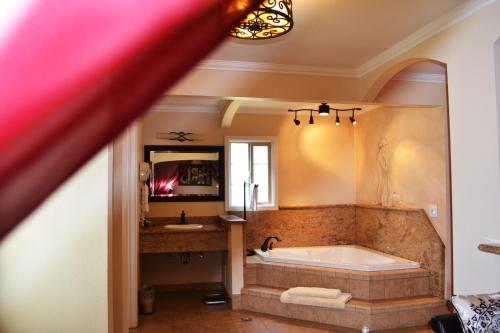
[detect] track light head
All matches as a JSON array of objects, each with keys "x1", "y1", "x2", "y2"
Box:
[
  {"x1": 335, "y1": 111, "x2": 340, "y2": 126},
  {"x1": 349, "y1": 109, "x2": 356, "y2": 125},
  {"x1": 318, "y1": 103, "x2": 330, "y2": 116},
  {"x1": 293, "y1": 112, "x2": 300, "y2": 126},
  {"x1": 309, "y1": 111, "x2": 314, "y2": 124}
]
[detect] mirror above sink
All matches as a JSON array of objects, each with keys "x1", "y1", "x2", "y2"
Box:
[{"x1": 144, "y1": 145, "x2": 224, "y2": 202}]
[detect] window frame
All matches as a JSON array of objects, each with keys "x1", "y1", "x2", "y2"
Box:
[{"x1": 225, "y1": 136, "x2": 278, "y2": 211}]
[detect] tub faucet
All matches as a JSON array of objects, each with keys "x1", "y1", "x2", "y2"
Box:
[
  {"x1": 260, "y1": 236, "x2": 281, "y2": 252},
  {"x1": 178, "y1": 210, "x2": 186, "y2": 225}
]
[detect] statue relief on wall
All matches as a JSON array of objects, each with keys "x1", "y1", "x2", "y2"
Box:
[{"x1": 376, "y1": 138, "x2": 390, "y2": 206}]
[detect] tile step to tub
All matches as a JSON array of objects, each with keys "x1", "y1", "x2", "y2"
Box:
[
  {"x1": 241, "y1": 285, "x2": 449, "y2": 331},
  {"x1": 245, "y1": 257, "x2": 432, "y2": 300}
]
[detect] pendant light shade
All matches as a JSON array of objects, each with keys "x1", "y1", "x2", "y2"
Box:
[{"x1": 230, "y1": 0, "x2": 294, "y2": 40}]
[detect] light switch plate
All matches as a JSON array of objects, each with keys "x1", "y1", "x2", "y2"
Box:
[{"x1": 428, "y1": 204, "x2": 438, "y2": 218}]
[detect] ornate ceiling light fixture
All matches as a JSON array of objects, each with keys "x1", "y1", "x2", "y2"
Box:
[
  {"x1": 288, "y1": 103, "x2": 362, "y2": 126},
  {"x1": 230, "y1": 0, "x2": 293, "y2": 40}
]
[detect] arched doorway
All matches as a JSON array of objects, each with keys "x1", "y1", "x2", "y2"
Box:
[{"x1": 364, "y1": 59, "x2": 453, "y2": 298}]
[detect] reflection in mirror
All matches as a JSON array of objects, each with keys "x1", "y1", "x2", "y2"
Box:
[{"x1": 144, "y1": 146, "x2": 224, "y2": 202}]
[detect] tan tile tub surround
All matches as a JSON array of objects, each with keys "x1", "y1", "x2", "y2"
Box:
[
  {"x1": 242, "y1": 205, "x2": 445, "y2": 297},
  {"x1": 240, "y1": 205, "x2": 356, "y2": 250},
  {"x1": 355, "y1": 206, "x2": 445, "y2": 297}
]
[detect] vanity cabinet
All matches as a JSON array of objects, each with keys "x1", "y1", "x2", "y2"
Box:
[{"x1": 139, "y1": 223, "x2": 227, "y2": 253}]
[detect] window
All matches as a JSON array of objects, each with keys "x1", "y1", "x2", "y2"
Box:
[{"x1": 226, "y1": 137, "x2": 277, "y2": 210}]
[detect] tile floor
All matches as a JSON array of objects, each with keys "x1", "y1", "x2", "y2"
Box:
[{"x1": 138, "y1": 290, "x2": 434, "y2": 333}]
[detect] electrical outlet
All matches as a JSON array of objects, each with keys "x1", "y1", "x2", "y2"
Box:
[{"x1": 428, "y1": 204, "x2": 438, "y2": 218}]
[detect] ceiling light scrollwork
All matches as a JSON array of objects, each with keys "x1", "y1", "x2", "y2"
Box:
[{"x1": 230, "y1": 0, "x2": 294, "y2": 40}]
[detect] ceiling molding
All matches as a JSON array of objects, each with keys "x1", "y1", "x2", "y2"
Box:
[
  {"x1": 150, "y1": 104, "x2": 218, "y2": 113},
  {"x1": 392, "y1": 72, "x2": 447, "y2": 84},
  {"x1": 197, "y1": 59, "x2": 358, "y2": 78},
  {"x1": 220, "y1": 100, "x2": 241, "y2": 128},
  {"x1": 357, "y1": 0, "x2": 496, "y2": 76},
  {"x1": 195, "y1": 0, "x2": 494, "y2": 79}
]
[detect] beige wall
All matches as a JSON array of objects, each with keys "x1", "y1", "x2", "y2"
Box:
[
  {"x1": 0, "y1": 150, "x2": 109, "y2": 333},
  {"x1": 359, "y1": 2, "x2": 500, "y2": 295},
  {"x1": 142, "y1": 111, "x2": 357, "y2": 217},
  {"x1": 354, "y1": 107, "x2": 448, "y2": 243}
]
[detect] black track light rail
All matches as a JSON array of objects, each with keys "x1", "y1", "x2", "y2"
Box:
[
  {"x1": 288, "y1": 103, "x2": 362, "y2": 126},
  {"x1": 287, "y1": 107, "x2": 362, "y2": 114}
]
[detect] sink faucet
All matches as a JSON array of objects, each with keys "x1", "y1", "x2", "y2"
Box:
[
  {"x1": 260, "y1": 236, "x2": 281, "y2": 252},
  {"x1": 178, "y1": 210, "x2": 186, "y2": 225}
]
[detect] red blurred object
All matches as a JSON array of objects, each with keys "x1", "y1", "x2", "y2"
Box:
[{"x1": 0, "y1": 0, "x2": 261, "y2": 239}]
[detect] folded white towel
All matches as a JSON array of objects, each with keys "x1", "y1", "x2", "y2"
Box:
[
  {"x1": 286, "y1": 287, "x2": 341, "y2": 299},
  {"x1": 280, "y1": 291, "x2": 352, "y2": 309}
]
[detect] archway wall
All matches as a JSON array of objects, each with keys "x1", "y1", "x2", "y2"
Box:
[
  {"x1": 360, "y1": 1, "x2": 500, "y2": 295},
  {"x1": 375, "y1": 79, "x2": 448, "y2": 106}
]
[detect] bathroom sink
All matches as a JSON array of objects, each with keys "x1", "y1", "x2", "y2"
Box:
[{"x1": 163, "y1": 224, "x2": 203, "y2": 230}]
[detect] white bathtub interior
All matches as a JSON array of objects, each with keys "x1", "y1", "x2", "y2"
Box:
[{"x1": 255, "y1": 245, "x2": 420, "y2": 271}]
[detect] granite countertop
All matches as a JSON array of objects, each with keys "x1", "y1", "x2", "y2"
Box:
[
  {"x1": 139, "y1": 216, "x2": 226, "y2": 235},
  {"x1": 478, "y1": 243, "x2": 500, "y2": 255},
  {"x1": 219, "y1": 214, "x2": 246, "y2": 224}
]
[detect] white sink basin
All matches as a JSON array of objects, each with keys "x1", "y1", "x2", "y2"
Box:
[{"x1": 163, "y1": 224, "x2": 203, "y2": 230}]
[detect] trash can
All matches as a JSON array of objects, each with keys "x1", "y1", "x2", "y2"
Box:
[{"x1": 139, "y1": 285, "x2": 155, "y2": 314}]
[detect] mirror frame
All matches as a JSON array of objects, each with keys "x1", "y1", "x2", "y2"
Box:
[{"x1": 144, "y1": 145, "x2": 225, "y2": 202}]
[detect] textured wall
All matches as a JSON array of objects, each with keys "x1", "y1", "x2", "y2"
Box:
[{"x1": 354, "y1": 106, "x2": 448, "y2": 245}]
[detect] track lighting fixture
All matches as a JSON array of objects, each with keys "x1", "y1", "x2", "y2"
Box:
[
  {"x1": 349, "y1": 109, "x2": 357, "y2": 125},
  {"x1": 288, "y1": 103, "x2": 361, "y2": 127},
  {"x1": 292, "y1": 111, "x2": 300, "y2": 126}
]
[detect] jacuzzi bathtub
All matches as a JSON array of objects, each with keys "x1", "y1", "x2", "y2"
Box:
[{"x1": 255, "y1": 245, "x2": 420, "y2": 271}]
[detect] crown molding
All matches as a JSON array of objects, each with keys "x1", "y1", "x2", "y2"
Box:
[
  {"x1": 195, "y1": 0, "x2": 494, "y2": 79},
  {"x1": 392, "y1": 72, "x2": 446, "y2": 84},
  {"x1": 197, "y1": 59, "x2": 358, "y2": 78},
  {"x1": 150, "y1": 104, "x2": 219, "y2": 113},
  {"x1": 238, "y1": 108, "x2": 288, "y2": 115},
  {"x1": 357, "y1": 0, "x2": 496, "y2": 76}
]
